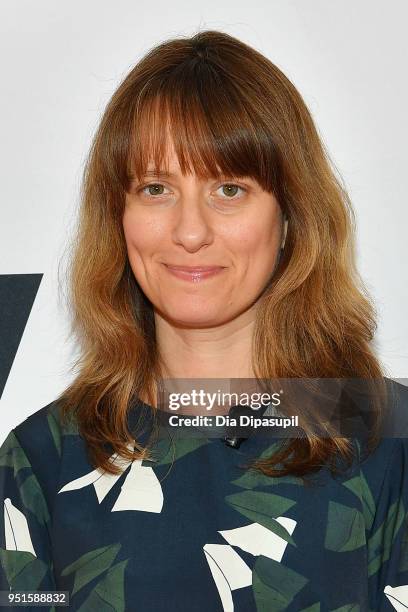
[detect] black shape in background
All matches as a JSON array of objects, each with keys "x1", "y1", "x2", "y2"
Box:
[{"x1": 0, "y1": 274, "x2": 43, "y2": 399}]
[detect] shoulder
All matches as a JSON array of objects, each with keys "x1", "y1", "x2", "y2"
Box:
[
  {"x1": 359, "y1": 379, "x2": 408, "y2": 518},
  {"x1": 358, "y1": 436, "x2": 408, "y2": 492},
  {"x1": 0, "y1": 400, "x2": 80, "y2": 506},
  {"x1": 357, "y1": 377, "x2": 408, "y2": 468},
  {"x1": 384, "y1": 376, "x2": 408, "y2": 422},
  {"x1": 357, "y1": 376, "x2": 408, "y2": 478},
  {"x1": 8, "y1": 399, "x2": 79, "y2": 461},
  {"x1": 336, "y1": 379, "x2": 408, "y2": 517}
]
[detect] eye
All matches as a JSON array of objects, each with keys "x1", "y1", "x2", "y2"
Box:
[
  {"x1": 137, "y1": 183, "x2": 170, "y2": 198},
  {"x1": 133, "y1": 181, "x2": 248, "y2": 202},
  {"x1": 215, "y1": 183, "x2": 247, "y2": 201}
]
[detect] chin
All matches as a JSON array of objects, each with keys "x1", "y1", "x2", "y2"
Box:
[{"x1": 159, "y1": 306, "x2": 227, "y2": 328}]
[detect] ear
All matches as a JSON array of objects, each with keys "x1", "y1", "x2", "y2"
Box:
[{"x1": 281, "y1": 214, "x2": 288, "y2": 250}]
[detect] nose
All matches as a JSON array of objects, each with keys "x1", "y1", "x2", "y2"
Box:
[{"x1": 171, "y1": 192, "x2": 214, "y2": 252}]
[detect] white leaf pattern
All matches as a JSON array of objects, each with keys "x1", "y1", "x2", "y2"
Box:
[
  {"x1": 384, "y1": 584, "x2": 408, "y2": 610},
  {"x1": 111, "y1": 460, "x2": 164, "y2": 513},
  {"x1": 57, "y1": 441, "x2": 164, "y2": 512},
  {"x1": 58, "y1": 443, "x2": 134, "y2": 502},
  {"x1": 204, "y1": 516, "x2": 297, "y2": 611},
  {"x1": 219, "y1": 517, "x2": 297, "y2": 562},
  {"x1": 203, "y1": 544, "x2": 252, "y2": 612},
  {"x1": 3, "y1": 497, "x2": 36, "y2": 556}
]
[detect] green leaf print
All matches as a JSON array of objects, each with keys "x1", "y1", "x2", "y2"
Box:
[
  {"x1": 399, "y1": 515, "x2": 408, "y2": 572},
  {"x1": 77, "y1": 559, "x2": 129, "y2": 612},
  {"x1": 142, "y1": 435, "x2": 210, "y2": 467},
  {"x1": 0, "y1": 435, "x2": 50, "y2": 526},
  {"x1": 342, "y1": 472, "x2": 376, "y2": 531},
  {"x1": 324, "y1": 501, "x2": 366, "y2": 552},
  {"x1": 232, "y1": 441, "x2": 303, "y2": 489},
  {"x1": 47, "y1": 412, "x2": 62, "y2": 457},
  {"x1": 61, "y1": 543, "x2": 122, "y2": 596},
  {"x1": 19, "y1": 475, "x2": 50, "y2": 526},
  {"x1": 225, "y1": 491, "x2": 297, "y2": 546},
  {"x1": 0, "y1": 548, "x2": 49, "y2": 590},
  {"x1": 0, "y1": 449, "x2": 31, "y2": 476},
  {"x1": 0, "y1": 432, "x2": 31, "y2": 476},
  {"x1": 367, "y1": 498, "x2": 406, "y2": 576},
  {"x1": 330, "y1": 605, "x2": 360, "y2": 611},
  {"x1": 53, "y1": 402, "x2": 79, "y2": 436},
  {"x1": 252, "y1": 555, "x2": 308, "y2": 611},
  {"x1": 300, "y1": 604, "x2": 321, "y2": 611},
  {"x1": 232, "y1": 468, "x2": 302, "y2": 490},
  {"x1": 0, "y1": 431, "x2": 21, "y2": 458}
]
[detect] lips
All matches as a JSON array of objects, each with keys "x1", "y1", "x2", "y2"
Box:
[
  {"x1": 165, "y1": 265, "x2": 225, "y2": 272},
  {"x1": 162, "y1": 263, "x2": 226, "y2": 282}
]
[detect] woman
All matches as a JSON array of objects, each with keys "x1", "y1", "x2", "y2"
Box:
[{"x1": 1, "y1": 29, "x2": 407, "y2": 611}]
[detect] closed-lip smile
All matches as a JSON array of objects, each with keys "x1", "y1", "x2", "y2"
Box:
[
  {"x1": 164, "y1": 264, "x2": 225, "y2": 271},
  {"x1": 162, "y1": 263, "x2": 226, "y2": 282}
]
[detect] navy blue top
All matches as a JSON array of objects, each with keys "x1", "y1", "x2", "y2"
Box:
[{"x1": 1, "y1": 381, "x2": 408, "y2": 611}]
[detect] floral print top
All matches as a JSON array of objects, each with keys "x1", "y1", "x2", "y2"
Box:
[{"x1": 1, "y1": 383, "x2": 408, "y2": 611}]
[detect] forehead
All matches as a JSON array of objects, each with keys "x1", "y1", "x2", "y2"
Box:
[
  {"x1": 126, "y1": 97, "x2": 277, "y2": 193},
  {"x1": 130, "y1": 131, "x2": 225, "y2": 181}
]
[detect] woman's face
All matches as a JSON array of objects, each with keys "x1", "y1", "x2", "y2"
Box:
[{"x1": 123, "y1": 140, "x2": 284, "y2": 328}]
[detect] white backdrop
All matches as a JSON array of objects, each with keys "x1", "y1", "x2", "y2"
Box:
[{"x1": 1, "y1": 0, "x2": 407, "y2": 441}]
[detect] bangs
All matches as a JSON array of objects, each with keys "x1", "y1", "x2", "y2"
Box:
[{"x1": 125, "y1": 59, "x2": 281, "y2": 193}]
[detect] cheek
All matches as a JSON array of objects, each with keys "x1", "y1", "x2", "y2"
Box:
[
  {"x1": 122, "y1": 208, "x2": 163, "y2": 254},
  {"x1": 227, "y1": 215, "x2": 281, "y2": 265}
]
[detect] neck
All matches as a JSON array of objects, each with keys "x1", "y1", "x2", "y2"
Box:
[{"x1": 154, "y1": 305, "x2": 257, "y2": 381}]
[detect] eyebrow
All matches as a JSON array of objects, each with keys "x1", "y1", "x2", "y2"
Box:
[
  {"x1": 141, "y1": 170, "x2": 185, "y2": 179},
  {"x1": 127, "y1": 170, "x2": 175, "y2": 180},
  {"x1": 144, "y1": 170, "x2": 176, "y2": 177}
]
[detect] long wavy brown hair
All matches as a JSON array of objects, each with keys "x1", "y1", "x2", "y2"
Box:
[{"x1": 56, "y1": 29, "x2": 389, "y2": 479}]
